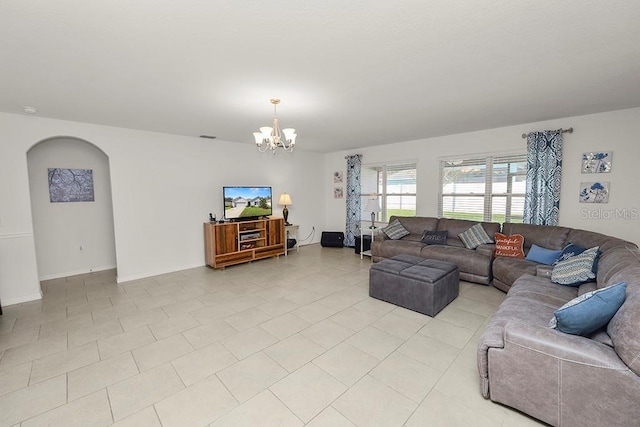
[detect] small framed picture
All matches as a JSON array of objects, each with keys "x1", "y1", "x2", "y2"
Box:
[
  {"x1": 582, "y1": 152, "x2": 612, "y2": 173},
  {"x1": 333, "y1": 171, "x2": 343, "y2": 183},
  {"x1": 334, "y1": 187, "x2": 344, "y2": 199},
  {"x1": 579, "y1": 181, "x2": 610, "y2": 203}
]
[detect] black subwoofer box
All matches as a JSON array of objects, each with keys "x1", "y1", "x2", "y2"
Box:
[
  {"x1": 321, "y1": 231, "x2": 344, "y2": 247},
  {"x1": 354, "y1": 235, "x2": 372, "y2": 254}
]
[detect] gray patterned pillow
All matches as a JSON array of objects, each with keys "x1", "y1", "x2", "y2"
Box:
[
  {"x1": 458, "y1": 223, "x2": 493, "y2": 249},
  {"x1": 382, "y1": 219, "x2": 410, "y2": 240},
  {"x1": 551, "y1": 246, "x2": 600, "y2": 286}
]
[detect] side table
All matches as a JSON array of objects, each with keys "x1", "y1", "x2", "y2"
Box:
[
  {"x1": 285, "y1": 224, "x2": 300, "y2": 256},
  {"x1": 360, "y1": 225, "x2": 379, "y2": 260}
]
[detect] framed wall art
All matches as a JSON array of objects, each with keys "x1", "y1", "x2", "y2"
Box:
[
  {"x1": 48, "y1": 168, "x2": 95, "y2": 202},
  {"x1": 579, "y1": 181, "x2": 609, "y2": 203},
  {"x1": 334, "y1": 187, "x2": 344, "y2": 199},
  {"x1": 582, "y1": 152, "x2": 612, "y2": 173}
]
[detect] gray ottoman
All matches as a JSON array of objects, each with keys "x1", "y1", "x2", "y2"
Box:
[{"x1": 369, "y1": 254, "x2": 459, "y2": 317}]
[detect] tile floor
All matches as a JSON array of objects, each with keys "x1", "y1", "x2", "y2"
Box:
[{"x1": 0, "y1": 245, "x2": 545, "y2": 426}]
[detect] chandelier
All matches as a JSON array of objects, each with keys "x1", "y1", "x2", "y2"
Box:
[{"x1": 253, "y1": 99, "x2": 297, "y2": 153}]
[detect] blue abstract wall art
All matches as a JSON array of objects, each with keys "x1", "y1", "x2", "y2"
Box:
[
  {"x1": 582, "y1": 152, "x2": 612, "y2": 173},
  {"x1": 579, "y1": 181, "x2": 609, "y2": 203}
]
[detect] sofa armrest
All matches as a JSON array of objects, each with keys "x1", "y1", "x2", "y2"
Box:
[
  {"x1": 476, "y1": 243, "x2": 496, "y2": 258},
  {"x1": 477, "y1": 322, "x2": 507, "y2": 397},
  {"x1": 504, "y1": 322, "x2": 627, "y2": 369},
  {"x1": 374, "y1": 232, "x2": 388, "y2": 242},
  {"x1": 535, "y1": 265, "x2": 553, "y2": 278},
  {"x1": 487, "y1": 321, "x2": 639, "y2": 426}
]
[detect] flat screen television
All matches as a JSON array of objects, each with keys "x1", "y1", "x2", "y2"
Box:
[{"x1": 223, "y1": 186, "x2": 273, "y2": 221}]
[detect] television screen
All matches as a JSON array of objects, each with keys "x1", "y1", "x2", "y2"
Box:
[{"x1": 223, "y1": 186, "x2": 273, "y2": 220}]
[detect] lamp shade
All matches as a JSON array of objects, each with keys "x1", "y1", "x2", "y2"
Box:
[
  {"x1": 260, "y1": 127, "x2": 273, "y2": 139},
  {"x1": 282, "y1": 128, "x2": 296, "y2": 141},
  {"x1": 278, "y1": 193, "x2": 292, "y2": 206},
  {"x1": 365, "y1": 198, "x2": 380, "y2": 213}
]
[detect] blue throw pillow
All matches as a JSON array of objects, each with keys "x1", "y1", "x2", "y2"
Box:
[
  {"x1": 525, "y1": 244, "x2": 563, "y2": 265},
  {"x1": 554, "y1": 243, "x2": 587, "y2": 264},
  {"x1": 549, "y1": 282, "x2": 627, "y2": 336}
]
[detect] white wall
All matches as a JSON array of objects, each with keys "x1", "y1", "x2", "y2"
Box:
[
  {"x1": 325, "y1": 108, "x2": 640, "y2": 246},
  {"x1": 27, "y1": 137, "x2": 117, "y2": 279},
  {"x1": 0, "y1": 112, "x2": 325, "y2": 305},
  {"x1": 3, "y1": 107, "x2": 638, "y2": 306}
]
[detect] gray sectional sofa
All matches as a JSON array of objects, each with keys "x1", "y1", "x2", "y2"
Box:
[
  {"x1": 479, "y1": 223, "x2": 640, "y2": 426},
  {"x1": 371, "y1": 216, "x2": 501, "y2": 284},
  {"x1": 370, "y1": 216, "x2": 640, "y2": 426}
]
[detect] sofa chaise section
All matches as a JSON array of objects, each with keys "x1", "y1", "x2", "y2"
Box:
[{"x1": 478, "y1": 233, "x2": 640, "y2": 426}]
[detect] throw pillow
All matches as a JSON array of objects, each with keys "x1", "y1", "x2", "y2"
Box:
[
  {"x1": 551, "y1": 246, "x2": 600, "y2": 286},
  {"x1": 421, "y1": 230, "x2": 448, "y2": 245},
  {"x1": 494, "y1": 233, "x2": 525, "y2": 258},
  {"x1": 525, "y1": 244, "x2": 563, "y2": 265},
  {"x1": 554, "y1": 243, "x2": 587, "y2": 264},
  {"x1": 458, "y1": 223, "x2": 493, "y2": 249},
  {"x1": 382, "y1": 219, "x2": 410, "y2": 240},
  {"x1": 549, "y1": 282, "x2": 627, "y2": 336}
]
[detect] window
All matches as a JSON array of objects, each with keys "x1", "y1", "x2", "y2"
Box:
[
  {"x1": 361, "y1": 162, "x2": 417, "y2": 223},
  {"x1": 439, "y1": 154, "x2": 526, "y2": 223}
]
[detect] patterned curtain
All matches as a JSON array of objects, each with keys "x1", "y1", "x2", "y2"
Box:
[
  {"x1": 523, "y1": 130, "x2": 563, "y2": 225},
  {"x1": 345, "y1": 154, "x2": 362, "y2": 247}
]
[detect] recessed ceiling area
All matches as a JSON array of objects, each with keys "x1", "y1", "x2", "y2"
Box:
[{"x1": 2, "y1": 1, "x2": 640, "y2": 153}]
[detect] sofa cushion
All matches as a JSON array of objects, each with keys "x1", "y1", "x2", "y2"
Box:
[
  {"x1": 494, "y1": 233, "x2": 525, "y2": 258},
  {"x1": 554, "y1": 243, "x2": 587, "y2": 264},
  {"x1": 525, "y1": 244, "x2": 562, "y2": 265},
  {"x1": 458, "y1": 223, "x2": 493, "y2": 249},
  {"x1": 508, "y1": 274, "x2": 578, "y2": 307},
  {"x1": 597, "y1": 244, "x2": 640, "y2": 287},
  {"x1": 438, "y1": 218, "x2": 500, "y2": 240},
  {"x1": 421, "y1": 244, "x2": 492, "y2": 279},
  {"x1": 551, "y1": 246, "x2": 600, "y2": 286},
  {"x1": 493, "y1": 257, "x2": 538, "y2": 289},
  {"x1": 382, "y1": 219, "x2": 410, "y2": 240},
  {"x1": 390, "y1": 216, "x2": 439, "y2": 236},
  {"x1": 421, "y1": 230, "x2": 448, "y2": 245},
  {"x1": 566, "y1": 228, "x2": 632, "y2": 254},
  {"x1": 374, "y1": 239, "x2": 425, "y2": 259},
  {"x1": 549, "y1": 282, "x2": 627, "y2": 336},
  {"x1": 502, "y1": 222, "x2": 571, "y2": 250},
  {"x1": 608, "y1": 266, "x2": 640, "y2": 375}
]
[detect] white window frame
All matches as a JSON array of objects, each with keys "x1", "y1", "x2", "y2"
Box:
[
  {"x1": 361, "y1": 161, "x2": 417, "y2": 223},
  {"x1": 438, "y1": 153, "x2": 527, "y2": 223}
]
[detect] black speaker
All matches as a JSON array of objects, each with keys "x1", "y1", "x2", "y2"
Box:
[{"x1": 321, "y1": 231, "x2": 344, "y2": 247}]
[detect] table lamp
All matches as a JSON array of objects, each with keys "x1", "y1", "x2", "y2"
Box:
[
  {"x1": 365, "y1": 197, "x2": 381, "y2": 229},
  {"x1": 279, "y1": 193, "x2": 293, "y2": 225}
]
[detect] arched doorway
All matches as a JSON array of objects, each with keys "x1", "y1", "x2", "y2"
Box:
[{"x1": 26, "y1": 137, "x2": 117, "y2": 282}]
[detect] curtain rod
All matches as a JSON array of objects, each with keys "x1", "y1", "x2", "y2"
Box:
[{"x1": 521, "y1": 127, "x2": 573, "y2": 139}]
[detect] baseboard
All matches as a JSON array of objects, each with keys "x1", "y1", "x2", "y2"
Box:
[
  {"x1": 39, "y1": 264, "x2": 117, "y2": 281},
  {"x1": 2, "y1": 291, "x2": 43, "y2": 306},
  {"x1": 116, "y1": 262, "x2": 205, "y2": 284}
]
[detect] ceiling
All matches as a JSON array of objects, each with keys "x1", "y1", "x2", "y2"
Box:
[{"x1": 2, "y1": 1, "x2": 640, "y2": 153}]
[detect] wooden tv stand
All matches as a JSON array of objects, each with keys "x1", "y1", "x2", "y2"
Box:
[{"x1": 204, "y1": 218, "x2": 285, "y2": 268}]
